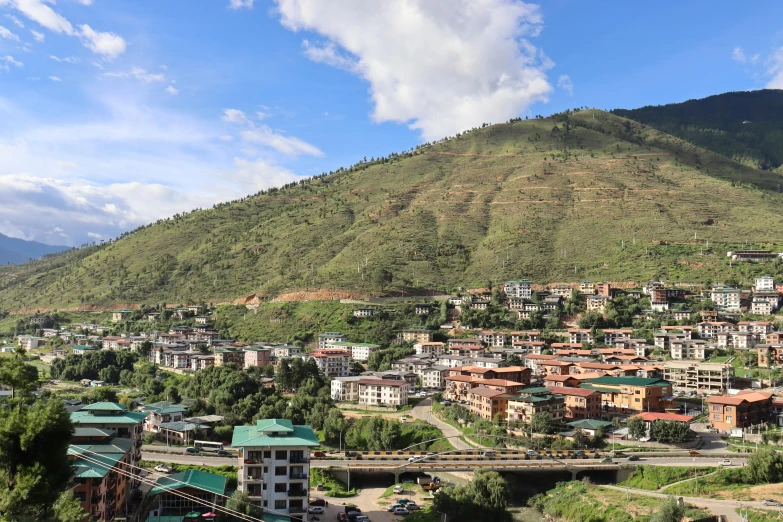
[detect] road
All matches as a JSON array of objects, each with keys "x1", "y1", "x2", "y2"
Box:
[
  {"x1": 601, "y1": 484, "x2": 781, "y2": 522},
  {"x1": 690, "y1": 423, "x2": 729, "y2": 453},
  {"x1": 409, "y1": 398, "x2": 475, "y2": 450}
]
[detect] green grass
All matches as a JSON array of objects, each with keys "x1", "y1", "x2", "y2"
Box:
[
  {"x1": 380, "y1": 483, "x2": 425, "y2": 498},
  {"x1": 310, "y1": 467, "x2": 359, "y2": 498},
  {"x1": 664, "y1": 467, "x2": 750, "y2": 498},
  {"x1": 740, "y1": 508, "x2": 783, "y2": 522},
  {"x1": 140, "y1": 460, "x2": 238, "y2": 489},
  {"x1": 4, "y1": 110, "x2": 783, "y2": 309},
  {"x1": 619, "y1": 466, "x2": 713, "y2": 490}
]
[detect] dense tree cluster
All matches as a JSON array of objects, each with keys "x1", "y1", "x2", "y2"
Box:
[
  {"x1": 50, "y1": 350, "x2": 137, "y2": 384},
  {"x1": 434, "y1": 470, "x2": 511, "y2": 522}
]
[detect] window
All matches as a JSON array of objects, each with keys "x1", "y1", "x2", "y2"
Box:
[
  {"x1": 726, "y1": 416, "x2": 732, "y2": 422},
  {"x1": 726, "y1": 407, "x2": 732, "y2": 412},
  {"x1": 274, "y1": 483, "x2": 286, "y2": 493},
  {"x1": 275, "y1": 500, "x2": 287, "y2": 510},
  {"x1": 275, "y1": 466, "x2": 287, "y2": 476},
  {"x1": 276, "y1": 450, "x2": 287, "y2": 460},
  {"x1": 263, "y1": 450, "x2": 271, "y2": 459}
]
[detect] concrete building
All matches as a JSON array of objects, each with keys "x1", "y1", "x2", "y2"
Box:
[
  {"x1": 755, "y1": 276, "x2": 775, "y2": 292},
  {"x1": 358, "y1": 378, "x2": 408, "y2": 406},
  {"x1": 710, "y1": 286, "x2": 741, "y2": 311},
  {"x1": 309, "y1": 349, "x2": 350, "y2": 378},
  {"x1": 327, "y1": 341, "x2": 380, "y2": 362},
  {"x1": 330, "y1": 377, "x2": 362, "y2": 402},
  {"x1": 579, "y1": 376, "x2": 673, "y2": 415},
  {"x1": 504, "y1": 278, "x2": 533, "y2": 299},
  {"x1": 468, "y1": 386, "x2": 508, "y2": 421},
  {"x1": 17, "y1": 335, "x2": 46, "y2": 351},
  {"x1": 663, "y1": 361, "x2": 733, "y2": 395},
  {"x1": 552, "y1": 387, "x2": 602, "y2": 420},
  {"x1": 146, "y1": 470, "x2": 226, "y2": 519},
  {"x1": 400, "y1": 327, "x2": 434, "y2": 343},
  {"x1": 233, "y1": 419, "x2": 319, "y2": 518},
  {"x1": 420, "y1": 365, "x2": 448, "y2": 389},
  {"x1": 506, "y1": 391, "x2": 565, "y2": 425},
  {"x1": 669, "y1": 339, "x2": 712, "y2": 360},
  {"x1": 214, "y1": 348, "x2": 245, "y2": 367},
  {"x1": 111, "y1": 309, "x2": 133, "y2": 323},
  {"x1": 244, "y1": 346, "x2": 272, "y2": 369},
  {"x1": 706, "y1": 391, "x2": 773, "y2": 433},
  {"x1": 69, "y1": 436, "x2": 134, "y2": 521},
  {"x1": 414, "y1": 342, "x2": 446, "y2": 357},
  {"x1": 141, "y1": 401, "x2": 187, "y2": 433},
  {"x1": 317, "y1": 332, "x2": 347, "y2": 350}
]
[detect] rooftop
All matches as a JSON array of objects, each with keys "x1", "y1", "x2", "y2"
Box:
[
  {"x1": 150, "y1": 469, "x2": 227, "y2": 497},
  {"x1": 232, "y1": 418, "x2": 319, "y2": 448}
]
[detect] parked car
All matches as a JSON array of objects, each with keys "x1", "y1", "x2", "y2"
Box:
[
  {"x1": 308, "y1": 506, "x2": 325, "y2": 514},
  {"x1": 336, "y1": 514, "x2": 348, "y2": 522},
  {"x1": 153, "y1": 464, "x2": 173, "y2": 474},
  {"x1": 482, "y1": 451, "x2": 497, "y2": 457},
  {"x1": 185, "y1": 447, "x2": 201, "y2": 454},
  {"x1": 627, "y1": 455, "x2": 640, "y2": 461},
  {"x1": 707, "y1": 427, "x2": 718, "y2": 433},
  {"x1": 762, "y1": 499, "x2": 782, "y2": 507},
  {"x1": 719, "y1": 459, "x2": 732, "y2": 466},
  {"x1": 393, "y1": 507, "x2": 409, "y2": 516},
  {"x1": 313, "y1": 451, "x2": 326, "y2": 458},
  {"x1": 441, "y1": 400, "x2": 451, "y2": 406},
  {"x1": 344, "y1": 506, "x2": 361, "y2": 514},
  {"x1": 387, "y1": 504, "x2": 403, "y2": 512},
  {"x1": 217, "y1": 450, "x2": 231, "y2": 456},
  {"x1": 393, "y1": 485, "x2": 404, "y2": 494},
  {"x1": 396, "y1": 498, "x2": 412, "y2": 505},
  {"x1": 405, "y1": 503, "x2": 420, "y2": 511},
  {"x1": 316, "y1": 484, "x2": 325, "y2": 491},
  {"x1": 688, "y1": 451, "x2": 700, "y2": 456},
  {"x1": 354, "y1": 516, "x2": 370, "y2": 522},
  {"x1": 601, "y1": 457, "x2": 613, "y2": 463},
  {"x1": 310, "y1": 498, "x2": 326, "y2": 507}
]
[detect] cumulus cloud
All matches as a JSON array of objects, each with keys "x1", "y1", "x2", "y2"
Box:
[
  {"x1": 275, "y1": 0, "x2": 552, "y2": 140},
  {"x1": 228, "y1": 0, "x2": 254, "y2": 9},
  {"x1": 48, "y1": 75, "x2": 61, "y2": 81},
  {"x1": 222, "y1": 108, "x2": 249, "y2": 124},
  {"x1": 78, "y1": 24, "x2": 126, "y2": 58},
  {"x1": 557, "y1": 74, "x2": 573, "y2": 96},
  {"x1": 30, "y1": 29, "x2": 43, "y2": 41},
  {"x1": 1, "y1": 55, "x2": 23, "y2": 71},
  {"x1": 222, "y1": 107, "x2": 323, "y2": 157},
  {"x1": 0, "y1": 24, "x2": 20, "y2": 41},
  {"x1": 104, "y1": 66, "x2": 165, "y2": 83}
]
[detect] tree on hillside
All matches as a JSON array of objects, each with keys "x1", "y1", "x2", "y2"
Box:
[
  {"x1": 627, "y1": 415, "x2": 647, "y2": 440},
  {"x1": 371, "y1": 267, "x2": 393, "y2": 292},
  {"x1": 745, "y1": 447, "x2": 783, "y2": 484},
  {"x1": 650, "y1": 496, "x2": 684, "y2": 522},
  {"x1": 531, "y1": 412, "x2": 554, "y2": 435}
]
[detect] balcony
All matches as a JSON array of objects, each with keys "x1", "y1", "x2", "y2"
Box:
[
  {"x1": 289, "y1": 455, "x2": 308, "y2": 464},
  {"x1": 288, "y1": 489, "x2": 308, "y2": 497},
  {"x1": 245, "y1": 476, "x2": 264, "y2": 484},
  {"x1": 289, "y1": 507, "x2": 306, "y2": 514},
  {"x1": 289, "y1": 471, "x2": 308, "y2": 480}
]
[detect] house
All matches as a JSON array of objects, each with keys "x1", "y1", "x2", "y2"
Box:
[
  {"x1": 141, "y1": 401, "x2": 187, "y2": 433},
  {"x1": 214, "y1": 348, "x2": 245, "y2": 367},
  {"x1": 663, "y1": 361, "x2": 733, "y2": 395},
  {"x1": 537, "y1": 360, "x2": 574, "y2": 376},
  {"x1": 506, "y1": 391, "x2": 565, "y2": 426},
  {"x1": 632, "y1": 412, "x2": 694, "y2": 439},
  {"x1": 444, "y1": 375, "x2": 525, "y2": 402},
  {"x1": 362, "y1": 371, "x2": 418, "y2": 392},
  {"x1": 353, "y1": 308, "x2": 375, "y2": 318},
  {"x1": 672, "y1": 310, "x2": 692, "y2": 321},
  {"x1": 309, "y1": 349, "x2": 351, "y2": 377},
  {"x1": 420, "y1": 365, "x2": 449, "y2": 389},
  {"x1": 579, "y1": 281, "x2": 595, "y2": 295},
  {"x1": 697, "y1": 321, "x2": 735, "y2": 339},
  {"x1": 194, "y1": 315, "x2": 212, "y2": 325},
  {"x1": 244, "y1": 346, "x2": 272, "y2": 368},
  {"x1": 232, "y1": 419, "x2": 319, "y2": 517},
  {"x1": 274, "y1": 344, "x2": 305, "y2": 358},
  {"x1": 543, "y1": 374, "x2": 579, "y2": 388},
  {"x1": 471, "y1": 299, "x2": 490, "y2": 310},
  {"x1": 552, "y1": 387, "x2": 602, "y2": 420},
  {"x1": 669, "y1": 339, "x2": 712, "y2": 361},
  {"x1": 414, "y1": 341, "x2": 446, "y2": 357},
  {"x1": 568, "y1": 329, "x2": 593, "y2": 344},
  {"x1": 146, "y1": 470, "x2": 226, "y2": 519},
  {"x1": 604, "y1": 329, "x2": 633, "y2": 345},
  {"x1": 738, "y1": 321, "x2": 775, "y2": 342},
  {"x1": 318, "y1": 332, "x2": 347, "y2": 350},
  {"x1": 566, "y1": 418, "x2": 613, "y2": 436},
  {"x1": 358, "y1": 378, "x2": 408, "y2": 406},
  {"x1": 754, "y1": 276, "x2": 775, "y2": 292},
  {"x1": 17, "y1": 335, "x2": 45, "y2": 351},
  {"x1": 156, "y1": 420, "x2": 211, "y2": 445},
  {"x1": 727, "y1": 250, "x2": 781, "y2": 261},
  {"x1": 710, "y1": 286, "x2": 741, "y2": 311},
  {"x1": 327, "y1": 341, "x2": 381, "y2": 362},
  {"x1": 551, "y1": 284, "x2": 573, "y2": 297},
  {"x1": 400, "y1": 327, "x2": 433, "y2": 343},
  {"x1": 586, "y1": 295, "x2": 608, "y2": 313},
  {"x1": 191, "y1": 354, "x2": 215, "y2": 371},
  {"x1": 475, "y1": 330, "x2": 507, "y2": 347},
  {"x1": 716, "y1": 331, "x2": 755, "y2": 350},
  {"x1": 579, "y1": 376, "x2": 674, "y2": 415},
  {"x1": 595, "y1": 282, "x2": 612, "y2": 297},
  {"x1": 468, "y1": 386, "x2": 509, "y2": 421},
  {"x1": 111, "y1": 309, "x2": 133, "y2": 323},
  {"x1": 71, "y1": 345, "x2": 100, "y2": 355},
  {"x1": 414, "y1": 304, "x2": 433, "y2": 315},
  {"x1": 504, "y1": 278, "x2": 533, "y2": 299},
  {"x1": 331, "y1": 377, "x2": 362, "y2": 402},
  {"x1": 706, "y1": 391, "x2": 773, "y2": 432},
  {"x1": 510, "y1": 331, "x2": 542, "y2": 343}
]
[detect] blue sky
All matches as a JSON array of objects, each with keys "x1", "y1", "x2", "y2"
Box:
[{"x1": 0, "y1": 0, "x2": 782, "y2": 246}]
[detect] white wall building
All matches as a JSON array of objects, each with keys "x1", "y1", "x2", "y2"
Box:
[{"x1": 358, "y1": 379, "x2": 408, "y2": 406}]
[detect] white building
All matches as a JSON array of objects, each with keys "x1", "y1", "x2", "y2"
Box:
[
  {"x1": 273, "y1": 344, "x2": 305, "y2": 358},
  {"x1": 710, "y1": 286, "x2": 741, "y2": 311},
  {"x1": 17, "y1": 335, "x2": 46, "y2": 351},
  {"x1": 326, "y1": 341, "x2": 380, "y2": 362},
  {"x1": 568, "y1": 329, "x2": 593, "y2": 344},
  {"x1": 697, "y1": 322, "x2": 735, "y2": 339},
  {"x1": 358, "y1": 379, "x2": 408, "y2": 406},
  {"x1": 670, "y1": 340, "x2": 711, "y2": 360},
  {"x1": 663, "y1": 361, "x2": 734, "y2": 395},
  {"x1": 475, "y1": 331, "x2": 507, "y2": 347},
  {"x1": 317, "y1": 332, "x2": 346, "y2": 350},
  {"x1": 504, "y1": 279, "x2": 532, "y2": 299},
  {"x1": 309, "y1": 349, "x2": 350, "y2": 377},
  {"x1": 414, "y1": 342, "x2": 445, "y2": 357},
  {"x1": 420, "y1": 366, "x2": 448, "y2": 389},
  {"x1": 755, "y1": 276, "x2": 775, "y2": 292},
  {"x1": 352, "y1": 308, "x2": 375, "y2": 318},
  {"x1": 233, "y1": 419, "x2": 318, "y2": 518},
  {"x1": 330, "y1": 377, "x2": 362, "y2": 402}
]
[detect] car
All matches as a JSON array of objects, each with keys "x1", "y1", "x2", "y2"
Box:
[
  {"x1": 574, "y1": 451, "x2": 585, "y2": 456},
  {"x1": 482, "y1": 451, "x2": 497, "y2": 457},
  {"x1": 719, "y1": 459, "x2": 732, "y2": 466},
  {"x1": 337, "y1": 514, "x2": 348, "y2": 522},
  {"x1": 316, "y1": 483, "x2": 325, "y2": 491},
  {"x1": 346, "y1": 451, "x2": 361, "y2": 459},
  {"x1": 393, "y1": 507, "x2": 409, "y2": 516},
  {"x1": 310, "y1": 498, "x2": 326, "y2": 507},
  {"x1": 441, "y1": 400, "x2": 451, "y2": 406},
  {"x1": 393, "y1": 485, "x2": 404, "y2": 494},
  {"x1": 313, "y1": 451, "x2": 326, "y2": 458},
  {"x1": 527, "y1": 450, "x2": 539, "y2": 456},
  {"x1": 387, "y1": 504, "x2": 403, "y2": 512},
  {"x1": 601, "y1": 457, "x2": 613, "y2": 463},
  {"x1": 153, "y1": 464, "x2": 173, "y2": 474},
  {"x1": 688, "y1": 451, "x2": 700, "y2": 456},
  {"x1": 707, "y1": 428, "x2": 718, "y2": 433},
  {"x1": 397, "y1": 498, "x2": 412, "y2": 505},
  {"x1": 344, "y1": 506, "x2": 361, "y2": 514},
  {"x1": 405, "y1": 503, "x2": 420, "y2": 511},
  {"x1": 426, "y1": 452, "x2": 437, "y2": 458},
  {"x1": 186, "y1": 447, "x2": 201, "y2": 454},
  {"x1": 762, "y1": 499, "x2": 782, "y2": 507},
  {"x1": 627, "y1": 455, "x2": 640, "y2": 461},
  {"x1": 308, "y1": 506, "x2": 325, "y2": 514},
  {"x1": 217, "y1": 450, "x2": 231, "y2": 456},
  {"x1": 354, "y1": 516, "x2": 370, "y2": 522},
  {"x1": 408, "y1": 456, "x2": 422, "y2": 462}
]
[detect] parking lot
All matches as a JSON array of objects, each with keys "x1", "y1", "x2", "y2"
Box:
[{"x1": 308, "y1": 480, "x2": 434, "y2": 522}]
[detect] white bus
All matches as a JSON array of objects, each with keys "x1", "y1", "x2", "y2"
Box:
[{"x1": 194, "y1": 440, "x2": 224, "y2": 452}]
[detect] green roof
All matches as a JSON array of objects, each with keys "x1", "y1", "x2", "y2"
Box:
[
  {"x1": 71, "y1": 410, "x2": 147, "y2": 425},
  {"x1": 143, "y1": 401, "x2": 188, "y2": 415},
  {"x1": 159, "y1": 421, "x2": 208, "y2": 432},
  {"x1": 582, "y1": 376, "x2": 670, "y2": 387},
  {"x1": 328, "y1": 341, "x2": 380, "y2": 348},
  {"x1": 232, "y1": 419, "x2": 319, "y2": 448},
  {"x1": 72, "y1": 345, "x2": 99, "y2": 350},
  {"x1": 150, "y1": 469, "x2": 227, "y2": 497},
  {"x1": 81, "y1": 402, "x2": 127, "y2": 412},
  {"x1": 113, "y1": 309, "x2": 133, "y2": 313},
  {"x1": 567, "y1": 419, "x2": 614, "y2": 430},
  {"x1": 71, "y1": 453, "x2": 124, "y2": 478},
  {"x1": 69, "y1": 438, "x2": 134, "y2": 456},
  {"x1": 507, "y1": 394, "x2": 555, "y2": 403},
  {"x1": 519, "y1": 387, "x2": 551, "y2": 395},
  {"x1": 73, "y1": 427, "x2": 113, "y2": 437}
]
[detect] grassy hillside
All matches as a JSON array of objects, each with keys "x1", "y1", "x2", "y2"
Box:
[
  {"x1": 3, "y1": 109, "x2": 783, "y2": 310},
  {"x1": 613, "y1": 90, "x2": 783, "y2": 170}
]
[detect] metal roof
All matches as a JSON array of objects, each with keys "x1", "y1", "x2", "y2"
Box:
[
  {"x1": 232, "y1": 419, "x2": 319, "y2": 448},
  {"x1": 150, "y1": 469, "x2": 227, "y2": 497}
]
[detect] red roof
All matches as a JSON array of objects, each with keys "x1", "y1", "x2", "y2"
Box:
[
  {"x1": 469, "y1": 386, "x2": 506, "y2": 398},
  {"x1": 636, "y1": 412, "x2": 693, "y2": 423},
  {"x1": 358, "y1": 379, "x2": 407, "y2": 387},
  {"x1": 544, "y1": 374, "x2": 577, "y2": 382}
]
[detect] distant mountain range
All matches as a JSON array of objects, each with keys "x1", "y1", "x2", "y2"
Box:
[{"x1": 0, "y1": 233, "x2": 68, "y2": 265}]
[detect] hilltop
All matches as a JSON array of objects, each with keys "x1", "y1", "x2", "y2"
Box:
[
  {"x1": 612, "y1": 89, "x2": 783, "y2": 171},
  {"x1": 3, "y1": 109, "x2": 783, "y2": 310}
]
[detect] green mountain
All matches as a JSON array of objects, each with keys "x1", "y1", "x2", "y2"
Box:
[
  {"x1": 4, "y1": 109, "x2": 783, "y2": 310},
  {"x1": 612, "y1": 90, "x2": 783, "y2": 171}
]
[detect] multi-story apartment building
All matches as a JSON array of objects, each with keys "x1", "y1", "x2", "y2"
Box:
[
  {"x1": 468, "y1": 386, "x2": 509, "y2": 421},
  {"x1": 579, "y1": 281, "x2": 595, "y2": 295},
  {"x1": 504, "y1": 278, "x2": 533, "y2": 299},
  {"x1": 352, "y1": 308, "x2": 375, "y2": 318},
  {"x1": 420, "y1": 365, "x2": 449, "y2": 389},
  {"x1": 317, "y1": 332, "x2": 346, "y2": 350},
  {"x1": 18, "y1": 335, "x2": 46, "y2": 351},
  {"x1": 586, "y1": 295, "x2": 607, "y2": 313},
  {"x1": 710, "y1": 286, "x2": 741, "y2": 311},
  {"x1": 755, "y1": 276, "x2": 775, "y2": 292},
  {"x1": 69, "y1": 436, "x2": 134, "y2": 521},
  {"x1": 738, "y1": 321, "x2": 775, "y2": 342},
  {"x1": 716, "y1": 331, "x2": 755, "y2": 350},
  {"x1": 706, "y1": 391, "x2": 773, "y2": 432},
  {"x1": 309, "y1": 349, "x2": 350, "y2": 378},
  {"x1": 752, "y1": 296, "x2": 776, "y2": 316},
  {"x1": 663, "y1": 361, "x2": 733, "y2": 394},
  {"x1": 414, "y1": 341, "x2": 446, "y2": 357},
  {"x1": 670, "y1": 339, "x2": 712, "y2": 360},
  {"x1": 400, "y1": 327, "x2": 433, "y2": 343},
  {"x1": 604, "y1": 329, "x2": 632, "y2": 345},
  {"x1": 697, "y1": 321, "x2": 735, "y2": 339},
  {"x1": 330, "y1": 376, "x2": 362, "y2": 402},
  {"x1": 475, "y1": 330, "x2": 507, "y2": 347},
  {"x1": 552, "y1": 387, "x2": 602, "y2": 420},
  {"x1": 233, "y1": 419, "x2": 319, "y2": 519},
  {"x1": 244, "y1": 346, "x2": 272, "y2": 369},
  {"x1": 70, "y1": 402, "x2": 145, "y2": 473},
  {"x1": 506, "y1": 391, "x2": 565, "y2": 425},
  {"x1": 191, "y1": 354, "x2": 215, "y2": 371},
  {"x1": 580, "y1": 376, "x2": 673, "y2": 415},
  {"x1": 758, "y1": 344, "x2": 783, "y2": 368},
  {"x1": 327, "y1": 341, "x2": 380, "y2": 362},
  {"x1": 274, "y1": 344, "x2": 305, "y2": 358},
  {"x1": 214, "y1": 348, "x2": 245, "y2": 367},
  {"x1": 568, "y1": 329, "x2": 593, "y2": 344},
  {"x1": 358, "y1": 379, "x2": 408, "y2": 406},
  {"x1": 111, "y1": 309, "x2": 133, "y2": 323},
  {"x1": 141, "y1": 401, "x2": 187, "y2": 433}
]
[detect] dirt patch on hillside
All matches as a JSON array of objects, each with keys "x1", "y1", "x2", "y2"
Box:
[{"x1": 272, "y1": 290, "x2": 366, "y2": 302}]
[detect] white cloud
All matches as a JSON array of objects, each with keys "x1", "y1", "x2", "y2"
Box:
[
  {"x1": 11, "y1": 0, "x2": 75, "y2": 34},
  {"x1": 78, "y1": 24, "x2": 126, "y2": 58},
  {"x1": 240, "y1": 125, "x2": 324, "y2": 157},
  {"x1": 30, "y1": 29, "x2": 43, "y2": 41},
  {"x1": 219, "y1": 135, "x2": 233, "y2": 142},
  {"x1": 1, "y1": 55, "x2": 23, "y2": 71},
  {"x1": 48, "y1": 75, "x2": 61, "y2": 81},
  {"x1": 86, "y1": 232, "x2": 102, "y2": 239},
  {"x1": 222, "y1": 108, "x2": 249, "y2": 124},
  {"x1": 732, "y1": 47, "x2": 746, "y2": 63},
  {"x1": 256, "y1": 110, "x2": 270, "y2": 120},
  {"x1": 50, "y1": 55, "x2": 78, "y2": 63},
  {"x1": 0, "y1": 24, "x2": 20, "y2": 41},
  {"x1": 557, "y1": 74, "x2": 573, "y2": 96},
  {"x1": 105, "y1": 66, "x2": 165, "y2": 83},
  {"x1": 275, "y1": 0, "x2": 552, "y2": 140},
  {"x1": 75, "y1": 0, "x2": 95, "y2": 5},
  {"x1": 165, "y1": 84, "x2": 179, "y2": 95},
  {"x1": 4, "y1": 14, "x2": 24, "y2": 28},
  {"x1": 228, "y1": 0, "x2": 254, "y2": 9},
  {"x1": 767, "y1": 47, "x2": 783, "y2": 89}
]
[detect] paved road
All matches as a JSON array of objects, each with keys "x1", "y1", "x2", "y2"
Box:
[
  {"x1": 690, "y1": 423, "x2": 729, "y2": 453},
  {"x1": 602, "y1": 484, "x2": 781, "y2": 522},
  {"x1": 142, "y1": 451, "x2": 235, "y2": 466},
  {"x1": 409, "y1": 398, "x2": 475, "y2": 450}
]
